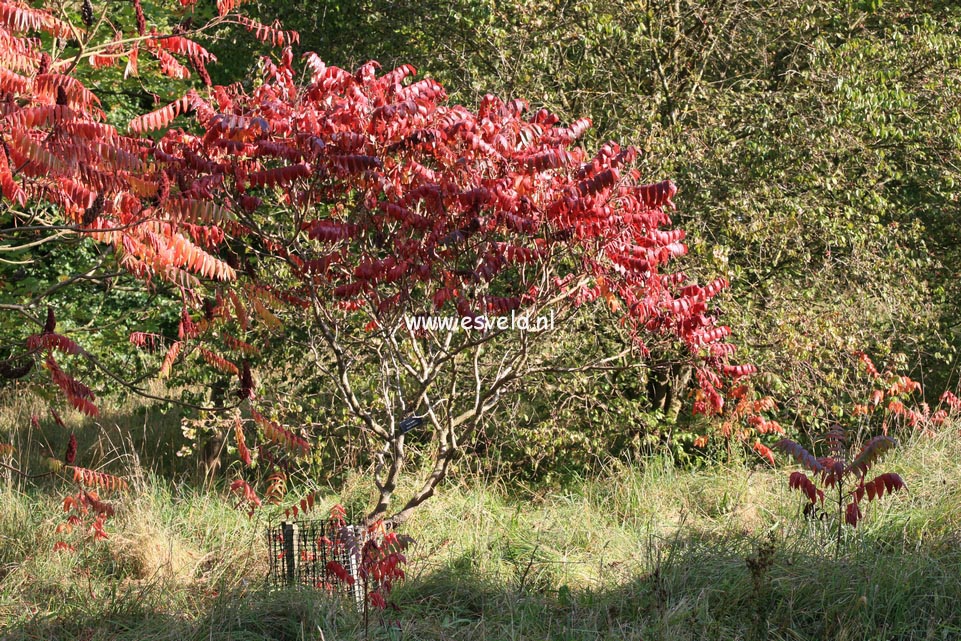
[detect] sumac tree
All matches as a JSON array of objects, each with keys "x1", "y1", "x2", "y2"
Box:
[
  {"x1": 0, "y1": 0, "x2": 296, "y2": 539},
  {"x1": 776, "y1": 425, "x2": 906, "y2": 557},
  {"x1": 142, "y1": 53, "x2": 755, "y2": 523},
  {"x1": 0, "y1": 0, "x2": 753, "y2": 526}
]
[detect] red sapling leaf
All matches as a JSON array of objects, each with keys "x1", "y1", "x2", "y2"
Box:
[
  {"x1": 774, "y1": 439, "x2": 824, "y2": 474},
  {"x1": 326, "y1": 560, "x2": 354, "y2": 585},
  {"x1": 864, "y1": 472, "x2": 906, "y2": 500},
  {"x1": 788, "y1": 471, "x2": 824, "y2": 504},
  {"x1": 845, "y1": 501, "x2": 862, "y2": 527},
  {"x1": 846, "y1": 436, "x2": 896, "y2": 478}
]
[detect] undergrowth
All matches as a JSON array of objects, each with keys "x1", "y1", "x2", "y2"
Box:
[{"x1": 1, "y1": 424, "x2": 959, "y2": 640}]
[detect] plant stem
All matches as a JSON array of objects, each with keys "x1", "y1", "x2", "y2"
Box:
[{"x1": 835, "y1": 477, "x2": 843, "y2": 559}]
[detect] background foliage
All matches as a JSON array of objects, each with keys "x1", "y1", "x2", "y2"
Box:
[
  {"x1": 207, "y1": 0, "x2": 961, "y2": 472},
  {"x1": 2, "y1": 0, "x2": 960, "y2": 494},
  {"x1": 3, "y1": 1, "x2": 961, "y2": 637}
]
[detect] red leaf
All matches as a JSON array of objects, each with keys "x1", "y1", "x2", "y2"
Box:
[
  {"x1": 27, "y1": 332, "x2": 81, "y2": 355},
  {"x1": 159, "y1": 341, "x2": 182, "y2": 379},
  {"x1": 229, "y1": 479, "x2": 262, "y2": 512},
  {"x1": 753, "y1": 441, "x2": 775, "y2": 466},
  {"x1": 235, "y1": 16, "x2": 299, "y2": 45},
  {"x1": 198, "y1": 347, "x2": 239, "y2": 375},
  {"x1": 867, "y1": 472, "x2": 906, "y2": 499},
  {"x1": 846, "y1": 436, "x2": 897, "y2": 478},
  {"x1": 326, "y1": 561, "x2": 354, "y2": 585},
  {"x1": 788, "y1": 471, "x2": 824, "y2": 504},
  {"x1": 154, "y1": 36, "x2": 216, "y2": 64},
  {"x1": 66, "y1": 466, "x2": 127, "y2": 492},
  {"x1": 0, "y1": 145, "x2": 26, "y2": 205},
  {"x1": 845, "y1": 501, "x2": 862, "y2": 527},
  {"x1": 722, "y1": 364, "x2": 758, "y2": 378},
  {"x1": 247, "y1": 163, "x2": 311, "y2": 188},
  {"x1": 774, "y1": 439, "x2": 824, "y2": 474},
  {"x1": 235, "y1": 416, "x2": 252, "y2": 466},
  {"x1": 129, "y1": 96, "x2": 190, "y2": 133}
]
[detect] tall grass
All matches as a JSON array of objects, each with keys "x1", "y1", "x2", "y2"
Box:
[{"x1": 1, "y1": 396, "x2": 960, "y2": 640}]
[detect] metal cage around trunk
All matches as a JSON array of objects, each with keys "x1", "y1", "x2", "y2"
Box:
[{"x1": 266, "y1": 519, "x2": 366, "y2": 605}]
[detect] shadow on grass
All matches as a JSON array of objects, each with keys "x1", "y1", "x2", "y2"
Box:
[
  {"x1": 392, "y1": 530, "x2": 961, "y2": 641},
  {"x1": 3, "y1": 528, "x2": 961, "y2": 641},
  {"x1": 1, "y1": 585, "x2": 361, "y2": 641}
]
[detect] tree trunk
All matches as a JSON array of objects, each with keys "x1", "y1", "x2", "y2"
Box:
[{"x1": 647, "y1": 361, "x2": 693, "y2": 423}]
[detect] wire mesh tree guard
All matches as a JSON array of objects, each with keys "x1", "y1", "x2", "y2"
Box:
[{"x1": 267, "y1": 519, "x2": 367, "y2": 605}]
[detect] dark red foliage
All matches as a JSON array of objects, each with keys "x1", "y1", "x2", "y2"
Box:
[
  {"x1": 788, "y1": 471, "x2": 824, "y2": 504},
  {"x1": 43, "y1": 307, "x2": 56, "y2": 334},
  {"x1": 64, "y1": 433, "x2": 77, "y2": 465},
  {"x1": 320, "y1": 507, "x2": 412, "y2": 610},
  {"x1": 131, "y1": 53, "x2": 747, "y2": 414},
  {"x1": 777, "y1": 424, "x2": 906, "y2": 531}
]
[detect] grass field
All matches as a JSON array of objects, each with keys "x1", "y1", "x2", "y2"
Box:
[{"x1": 1, "y1": 412, "x2": 960, "y2": 640}]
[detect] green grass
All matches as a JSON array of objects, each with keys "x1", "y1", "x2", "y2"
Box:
[{"x1": 1, "y1": 422, "x2": 960, "y2": 640}]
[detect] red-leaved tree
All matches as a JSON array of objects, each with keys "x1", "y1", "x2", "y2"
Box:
[
  {"x1": 136, "y1": 52, "x2": 756, "y2": 523},
  {"x1": 0, "y1": 0, "x2": 296, "y2": 543},
  {"x1": 0, "y1": 0, "x2": 755, "y2": 527}
]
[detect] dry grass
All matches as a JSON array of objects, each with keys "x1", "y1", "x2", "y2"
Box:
[{"x1": 1, "y1": 389, "x2": 960, "y2": 639}]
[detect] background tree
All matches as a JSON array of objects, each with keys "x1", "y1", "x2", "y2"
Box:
[{"x1": 244, "y1": 0, "x2": 961, "y2": 459}]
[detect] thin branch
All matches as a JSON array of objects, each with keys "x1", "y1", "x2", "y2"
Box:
[
  {"x1": 0, "y1": 230, "x2": 71, "y2": 251},
  {"x1": 0, "y1": 461, "x2": 55, "y2": 480}
]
